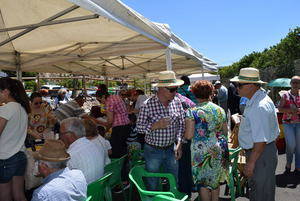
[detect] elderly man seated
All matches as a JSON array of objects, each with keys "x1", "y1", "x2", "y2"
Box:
[
  {"x1": 59, "y1": 117, "x2": 105, "y2": 184},
  {"x1": 31, "y1": 139, "x2": 87, "y2": 201}
]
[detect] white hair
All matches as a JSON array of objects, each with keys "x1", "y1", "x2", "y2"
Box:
[
  {"x1": 40, "y1": 160, "x2": 67, "y2": 169},
  {"x1": 61, "y1": 117, "x2": 86, "y2": 138}
]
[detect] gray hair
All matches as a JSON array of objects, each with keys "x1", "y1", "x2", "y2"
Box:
[
  {"x1": 61, "y1": 117, "x2": 86, "y2": 138},
  {"x1": 40, "y1": 160, "x2": 67, "y2": 169}
]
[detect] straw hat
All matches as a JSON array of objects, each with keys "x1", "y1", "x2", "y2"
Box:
[
  {"x1": 230, "y1": 67, "x2": 266, "y2": 84},
  {"x1": 32, "y1": 139, "x2": 70, "y2": 162},
  {"x1": 152, "y1": 71, "x2": 184, "y2": 87}
]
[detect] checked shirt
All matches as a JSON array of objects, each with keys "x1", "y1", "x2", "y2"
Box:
[{"x1": 136, "y1": 95, "x2": 185, "y2": 147}]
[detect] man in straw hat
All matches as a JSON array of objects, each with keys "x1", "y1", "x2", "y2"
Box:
[
  {"x1": 136, "y1": 70, "x2": 185, "y2": 190},
  {"x1": 230, "y1": 67, "x2": 279, "y2": 201},
  {"x1": 31, "y1": 139, "x2": 87, "y2": 201}
]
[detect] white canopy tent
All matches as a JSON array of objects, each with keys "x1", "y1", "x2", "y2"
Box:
[
  {"x1": 188, "y1": 73, "x2": 220, "y2": 83},
  {"x1": 0, "y1": 0, "x2": 217, "y2": 80}
]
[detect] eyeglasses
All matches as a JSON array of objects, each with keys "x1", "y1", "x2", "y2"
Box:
[
  {"x1": 237, "y1": 83, "x2": 251, "y2": 88},
  {"x1": 34, "y1": 102, "x2": 43, "y2": 105},
  {"x1": 291, "y1": 81, "x2": 300, "y2": 84},
  {"x1": 165, "y1": 87, "x2": 178, "y2": 93}
]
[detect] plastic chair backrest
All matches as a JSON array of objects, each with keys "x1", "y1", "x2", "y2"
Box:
[
  {"x1": 85, "y1": 196, "x2": 92, "y2": 201},
  {"x1": 129, "y1": 165, "x2": 187, "y2": 201},
  {"x1": 153, "y1": 195, "x2": 188, "y2": 201},
  {"x1": 87, "y1": 172, "x2": 112, "y2": 201},
  {"x1": 104, "y1": 154, "x2": 127, "y2": 188},
  {"x1": 229, "y1": 147, "x2": 242, "y2": 174}
]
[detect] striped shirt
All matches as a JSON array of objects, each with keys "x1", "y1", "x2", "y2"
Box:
[
  {"x1": 105, "y1": 95, "x2": 130, "y2": 127},
  {"x1": 31, "y1": 167, "x2": 87, "y2": 201},
  {"x1": 136, "y1": 95, "x2": 185, "y2": 147},
  {"x1": 54, "y1": 100, "x2": 85, "y2": 122}
]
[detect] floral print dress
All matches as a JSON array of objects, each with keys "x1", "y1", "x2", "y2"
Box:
[{"x1": 186, "y1": 101, "x2": 229, "y2": 189}]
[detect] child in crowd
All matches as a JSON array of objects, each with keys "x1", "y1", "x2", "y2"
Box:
[{"x1": 126, "y1": 114, "x2": 142, "y2": 159}]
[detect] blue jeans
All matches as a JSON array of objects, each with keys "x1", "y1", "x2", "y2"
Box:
[
  {"x1": 283, "y1": 123, "x2": 300, "y2": 168},
  {"x1": 144, "y1": 143, "x2": 178, "y2": 190}
]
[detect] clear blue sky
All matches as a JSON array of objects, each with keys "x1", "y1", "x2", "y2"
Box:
[{"x1": 122, "y1": 0, "x2": 300, "y2": 66}]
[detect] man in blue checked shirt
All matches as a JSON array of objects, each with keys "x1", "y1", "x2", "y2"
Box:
[{"x1": 136, "y1": 70, "x2": 185, "y2": 191}]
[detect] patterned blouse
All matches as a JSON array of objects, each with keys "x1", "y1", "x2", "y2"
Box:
[
  {"x1": 28, "y1": 104, "x2": 56, "y2": 139},
  {"x1": 281, "y1": 90, "x2": 300, "y2": 124}
]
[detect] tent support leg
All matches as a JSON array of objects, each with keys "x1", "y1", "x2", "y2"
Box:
[
  {"x1": 15, "y1": 51, "x2": 22, "y2": 81},
  {"x1": 166, "y1": 48, "x2": 172, "y2": 71}
]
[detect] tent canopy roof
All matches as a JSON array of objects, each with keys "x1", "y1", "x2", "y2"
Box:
[{"x1": 0, "y1": 0, "x2": 217, "y2": 79}]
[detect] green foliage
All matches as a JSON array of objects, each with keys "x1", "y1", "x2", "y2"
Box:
[
  {"x1": 219, "y1": 27, "x2": 300, "y2": 80},
  {"x1": 24, "y1": 80, "x2": 37, "y2": 91}
]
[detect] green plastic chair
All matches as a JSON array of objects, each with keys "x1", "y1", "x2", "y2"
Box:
[
  {"x1": 87, "y1": 172, "x2": 113, "y2": 201},
  {"x1": 227, "y1": 147, "x2": 243, "y2": 201},
  {"x1": 153, "y1": 195, "x2": 189, "y2": 201},
  {"x1": 104, "y1": 154, "x2": 127, "y2": 201},
  {"x1": 129, "y1": 165, "x2": 188, "y2": 201},
  {"x1": 85, "y1": 196, "x2": 92, "y2": 201}
]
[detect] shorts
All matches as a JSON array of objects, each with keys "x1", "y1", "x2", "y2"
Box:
[{"x1": 0, "y1": 151, "x2": 27, "y2": 183}]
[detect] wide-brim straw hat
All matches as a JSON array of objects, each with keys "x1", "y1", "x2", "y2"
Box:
[
  {"x1": 230, "y1": 67, "x2": 267, "y2": 84},
  {"x1": 152, "y1": 71, "x2": 184, "y2": 87},
  {"x1": 32, "y1": 139, "x2": 70, "y2": 162}
]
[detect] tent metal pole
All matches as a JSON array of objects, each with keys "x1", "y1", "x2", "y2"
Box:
[
  {"x1": 165, "y1": 48, "x2": 172, "y2": 71},
  {"x1": 0, "y1": 14, "x2": 98, "y2": 32},
  {"x1": 0, "y1": 5, "x2": 79, "y2": 47},
  {"x1": 123, "y1": 57, "x2": 148, "y2": 71},
  {"x1": 36, "y1": 73, "x2": 41, "y2": 90},
  {"x1": 15, "y1": 51, "x2": 22, "y2": 81},
  {"x1": 82, "y1": 75, "x2": 87, "y2": 96}
]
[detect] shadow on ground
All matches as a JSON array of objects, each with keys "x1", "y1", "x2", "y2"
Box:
[{"x1": 276, "y1": 173, "x2": 300, "y2": 189}]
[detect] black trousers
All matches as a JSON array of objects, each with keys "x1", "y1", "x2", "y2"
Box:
[
  {"x1": 178, "y1": 140, "x2": 192, "y2": 196},
  {"x1": 110, "y1": 124, "x2": 131, "y2": 181},
  {"x1": 110, "y1": 124, "x2": 131, "y2": 158}
]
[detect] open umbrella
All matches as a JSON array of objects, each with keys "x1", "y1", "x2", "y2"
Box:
[{"x1": 267, "y1": 78, "x2": 291, "y2": 88}]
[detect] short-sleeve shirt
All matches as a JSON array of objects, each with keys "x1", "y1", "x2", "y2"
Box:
[
  {"x1": 0, "y1": 102, "x2": 28, "y2": 159},
  {"x1": 136, "y1": 96, "x2": 185, "y2": 147},
  {"x1": 105, "y1": 95, "x2": 130, "y2": 127},
  {"x1": 90, "y1": 135, "x2": 111, "y2": 165},
  {"x1": 31, "y1": 167, "x2": 87, "y2": 201},
  {"x1": 54, "y1": 101, "x2": 85, "y2": 122},
  {"x1": 238, "y1": 89, "x2": 280, "y2": 149},
  {"x1": 281, "y1": 90, "x2": 300, "y2": 124},
  {"x1": 67, "y1": 138, "x2": 105, "y2": 184}
]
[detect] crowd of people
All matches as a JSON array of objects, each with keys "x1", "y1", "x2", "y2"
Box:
[{"x1": 0, "y1": 69, "x2": 299, "y2": 201}]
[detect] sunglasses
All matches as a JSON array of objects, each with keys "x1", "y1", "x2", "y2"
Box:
[
  {"x1": 237, "y1": 83, "x2": 251, "y2": 88},
  {"x1": 165, "y1": 87, "x2": 178, "y2": 93},
  {"x1": 34, "y1": 102, "x2": 43, "y2": 105}
]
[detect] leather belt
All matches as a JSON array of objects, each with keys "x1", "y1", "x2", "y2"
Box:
[{"x1": 146, "y1": 143, "x2": 173, "y2": 150}]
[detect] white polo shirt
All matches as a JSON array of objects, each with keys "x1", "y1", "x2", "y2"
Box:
[{"x1": 238, "y1": 89, "x2": 280, "y2": 149}]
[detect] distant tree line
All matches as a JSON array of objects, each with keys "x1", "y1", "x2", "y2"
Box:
[{"x1": 219, "y1": 27, "x2": 300, "y2": 82}]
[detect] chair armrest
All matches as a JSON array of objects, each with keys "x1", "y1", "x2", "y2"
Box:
[{"x1": 139, "y1": 189, "x2": 175, "y2": 197}]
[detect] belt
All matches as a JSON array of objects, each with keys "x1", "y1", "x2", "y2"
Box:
[
  {"x1": 244, "y1": 141, "x2": 276, "y2": 152},
  {"x1": 146, "y1": 143, "x2": 173, "y2": 150}
]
